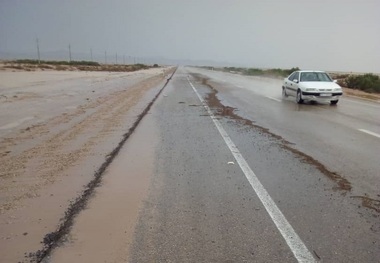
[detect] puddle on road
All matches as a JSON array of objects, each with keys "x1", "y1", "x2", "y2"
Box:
[{"x1": 49, "y1": 114, "x2": 158, "y2": 263}]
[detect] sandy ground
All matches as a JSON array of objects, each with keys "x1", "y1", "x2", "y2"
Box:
[{"x1": 0, "y1": 68, "x2": 173, "y2": 262}]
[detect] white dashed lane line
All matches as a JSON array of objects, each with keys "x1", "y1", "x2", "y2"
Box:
[
  {"x1": 358, "y1": 129, "x2": 380, "y2": 139},
  {"x1": 266, "y1": 96, "x2": 282, "y2": 102}
]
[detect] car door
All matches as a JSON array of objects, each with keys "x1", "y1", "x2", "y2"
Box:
[
  {"x1": 286, "y1": 71, "x2": 300, "y2": 96},
  {"x1": 284, "y1": 72, "x2": 296, "y2": 95}
]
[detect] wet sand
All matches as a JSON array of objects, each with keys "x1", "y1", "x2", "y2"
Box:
[
  {"x1": 0, "y1": 68, "x2": 173, "y2": 262},
  {"x1": 49, "y1": 110, "x2": 158, "y2": 263}
]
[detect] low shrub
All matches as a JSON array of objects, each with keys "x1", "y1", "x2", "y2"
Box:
[
  {"x1": 345, "y1": 74, "x2": 380, "y2": 93},
  {"x1": 54, "y1": 65, "x2": 67, "y2": 71},
  {"x1": 221, "y1": 67, "x2": 299, "y2": 77},
  {"x1": 245, "y1": 68, "x2": 264, "y2": 76},
  {"x1": 131, "y1": 64, "x2": 148, "y2": 71},
  {"x1": 69, "y1": 60, "x2": 100, "y2": 66},
  {"x1": 5, "y1": 65, "x2": 24, "y2": 70},
  {"x1": 39, "y1": 64, "x2": 53, "y2": 69}
]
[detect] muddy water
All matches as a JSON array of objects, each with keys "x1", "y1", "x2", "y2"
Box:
[{"x1": 48, "y1": 113, "x2": 158, "y2": 262}]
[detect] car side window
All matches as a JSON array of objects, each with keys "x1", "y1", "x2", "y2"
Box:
[
  {"x1": 292, "y1": 72, "x2": 300, "y2": 82},
  {"x1": 288, "y1": 72, "x2": 296, "y2": 80},
  {"x1": 300, "y1": 72, "x2": 306, "y2": 81}
]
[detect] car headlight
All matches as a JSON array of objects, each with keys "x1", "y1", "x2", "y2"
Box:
[
  {"x1": 305, "y1": 88, "x2": 316, "y2": 91},
  {"x1": 333, "y1": 88, "x2": 342, "y2": 91}
]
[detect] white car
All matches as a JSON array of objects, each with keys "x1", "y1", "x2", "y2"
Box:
[{"x1": 282, "y1": 70, "x2": 343, "y2": 105}]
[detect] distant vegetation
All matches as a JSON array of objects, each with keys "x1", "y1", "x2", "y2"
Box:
[
  {"x1": 344, "y1": 74, "x2": 380, "y2": 93},
  {"x1": 222, "y1": 66, "x2": 300, "y2": 78},
  {"x1": 200, "y1": 66, "x2": 380, "y2": 94},
  {"x1": 2, "y1": 60, "x2": 155, "y2": 72},
  {"x1": 331, "y1": 73, "x2": 380, "y2": 93},
  {"x1": 14, "y1": 59, "x2": 100, "y2": 66}
]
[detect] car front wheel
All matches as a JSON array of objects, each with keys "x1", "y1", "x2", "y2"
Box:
[
  {"x1": 330, "y1": 100, "x2": 339, "y2": 105},
  {"x1": 282, "y1": 87, "x2": 288, "y2": 98},
  {"x1": 296, "y1": 90, "x2": 304, "y2": 104}
]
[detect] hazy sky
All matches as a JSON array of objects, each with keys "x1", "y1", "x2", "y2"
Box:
[{"x1": 1, "y1": 0, "x2": 379, "y2": 72}]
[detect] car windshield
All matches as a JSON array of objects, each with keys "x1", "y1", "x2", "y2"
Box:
[{"x1": 300, "y1": 72, "x2": 332, "y2": 82}]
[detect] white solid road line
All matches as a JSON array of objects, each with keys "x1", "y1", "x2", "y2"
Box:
[
  {"x1": 188, "y1": 78, "x2": 316, "y2": 263},
  {"x1": 266, "y1": 96, "x2": 282, "y2": 102},
  {"x1": 358, "y1": 129, "x2": 380, "y2": 139}
]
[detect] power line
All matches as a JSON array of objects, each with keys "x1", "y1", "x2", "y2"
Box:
[
  {"x1": 36, "y1": 38, "x2": 40, "y2": 64},
  {"x1": 68, "y1": 44, "x2": 72, "y2": 62}
]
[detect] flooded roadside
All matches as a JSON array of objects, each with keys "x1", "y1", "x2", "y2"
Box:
[
  {"x1": 47, "y1": 112, "x2": 159, "y2": 262},
  {"x1": 0, "y1": 68, "x2": 174, "y2": 262}
]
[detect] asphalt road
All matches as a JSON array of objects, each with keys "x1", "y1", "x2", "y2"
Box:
[
  {"x1": 186, "y1": 67, "x2": 380, "y2": 199},
  {"x1": 48, "y1": 67, "x2": 380, "y2": 262}
]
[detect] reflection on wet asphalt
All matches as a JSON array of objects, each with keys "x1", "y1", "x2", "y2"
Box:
[{"x1": 128, "y1": 68, "x2": 380, "y2": 262}]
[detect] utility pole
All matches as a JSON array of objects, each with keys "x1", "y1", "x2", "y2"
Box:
[
  {"x1": 116, "y1": 53, "x2": 118, "y2": 64},
  {"x1": 123, "y1": 54, "x2": 125, "y2": 65},
  {"x1": 36, "y1": 38, "x2": 40, "y2": 64},
  {"x1": 105, "y1": 51, "x2": 107, "y2": 64},
  {"x1": 90, "y1": 48, "x2": 93, "y2": 61},
  {"x1": 68, "y1": 44, "x2": 72, "y2": 62}
]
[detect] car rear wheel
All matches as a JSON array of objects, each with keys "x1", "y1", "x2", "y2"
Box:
[
  {"x1": 296, "y1": 90, "x2": 303, "y2": 104},
  {"x1": 282, "y1": 87, "x2": 288, "y2": 98},
  {"x1": 330, "y1": 100, "x2": 339, "y2": 105}
]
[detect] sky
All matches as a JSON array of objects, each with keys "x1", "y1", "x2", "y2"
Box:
[{"x1": 0, "y1": 0, "x2": 379, "y2": 72}]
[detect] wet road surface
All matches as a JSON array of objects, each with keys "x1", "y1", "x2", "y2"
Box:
[
  {"x1": 186, "y1": 67, "x2": 380, "y2": 200},
  {"x1": 48, "y1": 67, "x2": 379, "y2": 262}
]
